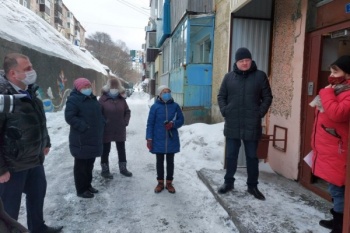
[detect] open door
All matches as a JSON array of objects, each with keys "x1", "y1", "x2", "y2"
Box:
[{"x1": 300, "y1": 21, "x2": 350, "y2": 200}]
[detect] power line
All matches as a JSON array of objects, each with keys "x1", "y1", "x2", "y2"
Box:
[
  {"x1": 82, "y1": 21, "x2": 144, "y2": 29},
  {"x1": 114, "y1": 0, "x2": 149, "y2": 17}
]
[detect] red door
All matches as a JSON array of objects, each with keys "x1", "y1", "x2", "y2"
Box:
[{"x1": 300, "y1": 21, "x2": 350, "y2": 200}]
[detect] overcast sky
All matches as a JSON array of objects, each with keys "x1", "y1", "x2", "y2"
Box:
[{"x1": 64, "y1": 0, "x2": 150, "y2": 50}]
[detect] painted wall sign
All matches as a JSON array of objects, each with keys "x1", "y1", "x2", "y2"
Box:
[{"x1": 230, "y1": 0, "x2": 252, "y2": 12}]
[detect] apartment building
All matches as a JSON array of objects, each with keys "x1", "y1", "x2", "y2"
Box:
[{"x1": 14, "y1": 0, "x2": 86, "y2": 47}]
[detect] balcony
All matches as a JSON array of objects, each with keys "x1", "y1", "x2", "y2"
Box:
[
  {"x1": 39, "y1": 0, "x2": 51, "y2": 15},
  {"x1": 55, "y1": 4, "x2": 62, "y2": 13},
  {"x1": 65, "y1": 28, "x2": 72, "y2": 35},
  {"x1": 146, "y1": 48, "x2": 159, "y2": 62},
  {"x1": 54, "y1": 17, "x2": 62, "y2": 25}
]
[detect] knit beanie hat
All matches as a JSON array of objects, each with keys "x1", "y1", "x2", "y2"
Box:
[
  {"x1": 157, "y1": 85, "x2": 170, "y2": 96},
  {"x1": 331, "y1": 55, "x2": 350, "y2": 74},
  {"x1": 74, "y1": 77, "x2": 91, "y2": 91},
  {"x1": 235, "y1": 47, "x2": 252, "y2": 61}
]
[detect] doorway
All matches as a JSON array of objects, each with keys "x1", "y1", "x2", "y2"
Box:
[{"x1": 300, "y1": 21, "x2": 350, "y2": 200}]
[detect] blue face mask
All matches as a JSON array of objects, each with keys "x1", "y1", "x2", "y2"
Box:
[
  {"x1": 81, "y1": 88, "x2": 92, "y2": 96},
  {"x1": 161, "y1": 93, "x2": 171, "y2": 102}
]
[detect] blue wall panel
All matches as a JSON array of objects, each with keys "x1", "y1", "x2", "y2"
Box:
[
  {"x1": 170, "y1": 67, "x2": 184, "y2": 93},
  {"x1": 186, "y1": 64, "x2": 212, "y2": 85},
  {"x1": 183, "y1": 85, "x2": 212, "y2": 107}
]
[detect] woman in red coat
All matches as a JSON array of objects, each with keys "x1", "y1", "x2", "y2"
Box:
[
  {"x1": 311, "y1": 55, "x2": 350, "y2": 233},
  {"x1": 99, "y1": 77, "x2": 132, "y2": 179}
]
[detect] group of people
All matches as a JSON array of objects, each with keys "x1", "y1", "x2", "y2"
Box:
[
  {"x1": 0, "y1": 52, "x2": 185, "y2": 232},
  {"x1": 0, "y1": 48, "x2": 347, "y2": 233},
  {"x1": 64, "y1": 76, "x2": 133, "y2": 199},
  {"x1": 217, "y1": 47, "x2": 348, "y2": 233}
]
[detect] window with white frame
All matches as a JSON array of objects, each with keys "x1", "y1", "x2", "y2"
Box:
[
  {"x1": 188, "y1": 17, "x2": 213, "y2": 64},
  {"x1": 198, "y1": 37, "x2": 211, "y2": 63},
  {"x1": 171, "y1": 21, "x2": 187, "y2": 69}
]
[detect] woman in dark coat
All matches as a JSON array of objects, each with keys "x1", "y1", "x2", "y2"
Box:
[
  {"x1": 146, "y1": 85, "x2": 184, "y2": 193},
  {"x1": 99, "y1": 77, "x2": 132, "y2": 178},
  {"x1": 65, "y1": 77, "x2": 104, "y2": 198}
]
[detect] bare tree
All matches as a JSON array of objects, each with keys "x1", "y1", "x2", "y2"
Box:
[{"x1": 85, "y1": 32, "x2": 139, "y2": 85}]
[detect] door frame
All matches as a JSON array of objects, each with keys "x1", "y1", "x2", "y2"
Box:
[{"x1": 299, "y1": 21, "x2": 350, "y2": 200}]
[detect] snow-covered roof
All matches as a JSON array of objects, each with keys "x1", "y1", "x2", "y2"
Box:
[{"x1": 0, "y1": 0, "x2": 107, "y2": 75}]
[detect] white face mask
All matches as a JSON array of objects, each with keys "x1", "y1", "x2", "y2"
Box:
[
  {"x1": 109, "y1": 89, "x2": 119, "y2": 95},
  {"x1": 16, "y1": 70, "x2": 37, "y2": 86}
]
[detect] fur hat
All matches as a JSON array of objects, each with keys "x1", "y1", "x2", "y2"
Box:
[
  {"x1": 74, "y1": 77, "x2": 91, "y2": 91},
  {"x1": 109, "y1": 77, "x2": 121, "y2": 88},
  {"x1": 157, "y1": 85, "x2": 170, "y2": 96},
  {"x1": 235, "y1": 47, "x2": 252, "y2": 61},
  {"x1": 102, "y1": 77, "x2": 122, "y2": 93},
  {"x1": 331, "y1": 55, "x2": 350, "y2": 74}
]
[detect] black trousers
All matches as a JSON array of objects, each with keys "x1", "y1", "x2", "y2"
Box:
[
  {"x1": 74, "y1": 158, "x2": 96, "y2": 194},
  {"x1": 156, "y1": 153, "x2": 174, "y2": 180},
  {"x1": 101, "y1": 142, "x2": 126, "y2": 164}
]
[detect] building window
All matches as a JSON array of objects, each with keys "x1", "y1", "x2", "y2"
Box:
[
  {"x1": 188, "y1": 16, "x2": 213, "y2": 64},
  {"x1": 171, "y1": 22, "x2": 187, "y2": 69},
  {"x1": 197, "y1": 38, "x2": 211, "y2": 63},
  {"x1": 162, "y1": 40, "x2": 170, "y2": 74}
]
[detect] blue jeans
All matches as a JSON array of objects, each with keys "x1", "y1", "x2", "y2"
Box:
[
  {"x1": 328, "y1": 183, "x2": 345, "y2": 213},
  {"x1": 0, "y1": 165, "x2": 47, "y2": 232},
  {"x1": 224, "y1": 138, "x2": 259, "y2": 188}
]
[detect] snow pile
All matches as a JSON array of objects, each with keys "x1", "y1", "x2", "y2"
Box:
[{"x1": 0, "y1": 0, "x2": 107, "y2": 74}]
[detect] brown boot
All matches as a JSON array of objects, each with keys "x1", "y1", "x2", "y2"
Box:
[
  {"x1": 154, "y1": 180, "x2": 164, "y2": 193},
  {"x1": 166, "y1": 180, "x2": 176, "y2": 193}
]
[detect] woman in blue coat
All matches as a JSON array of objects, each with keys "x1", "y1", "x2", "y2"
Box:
[
  {"x1": 146, "y1": 85, "x2": 184, "y2": 193},
  {"x1": 65, "y1": 78, "x2": 104, "y2": 198}
]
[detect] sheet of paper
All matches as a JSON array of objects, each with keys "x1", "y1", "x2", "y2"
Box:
[{"x1": 304, "y1": 150, "x2": 313, "y2": 168}]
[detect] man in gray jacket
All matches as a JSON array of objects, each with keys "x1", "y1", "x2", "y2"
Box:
[{"x1": 217, "y1": 47, "x2": 273, "y2": 200}]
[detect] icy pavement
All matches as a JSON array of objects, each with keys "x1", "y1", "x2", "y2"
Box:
[{"x1": 198, "y1": 168, "x2": 332, "y2": 233}]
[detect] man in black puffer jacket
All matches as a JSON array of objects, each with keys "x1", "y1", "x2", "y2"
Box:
[
  {"x1": 0, "y1": 53, "x2": 62, "y2": 233},
  {"x1": 217, "y1": 48, "x2": 273, "y2": 200}
]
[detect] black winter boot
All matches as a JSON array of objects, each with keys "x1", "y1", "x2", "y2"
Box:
[
  {"x1": 319, "y1": 208, "x2": 333, "y2": 230},
  {"x1": 247, "y1": 187, "x2": 266, "y2": 200},
  {"x1": 218, "y1": 183, "x2": 234, "y2": 194},
  {"x1": 119, "y1": 162, "x2": 132, "y2": 177},
  {"x1": 101, "y1": 163, "x2": 113, "y2": 179},
  {"x1": 330, "y1": 209, "x2": 343, "y2": 233}
]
